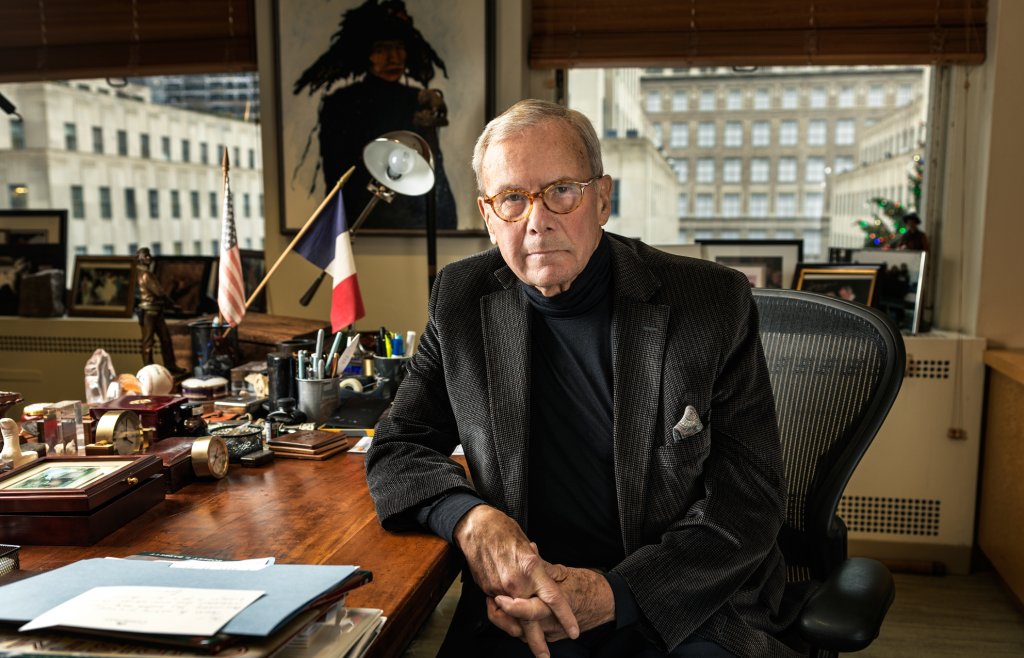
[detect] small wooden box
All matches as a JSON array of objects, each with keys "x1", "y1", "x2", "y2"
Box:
[
  {"x1": 0, "y1": 455, "x2": 165, "y2": 545},
  {"x1": 145, "y1": 437, "x2": 197, "y2": 493},
  {"x1": 90, "y1": 395, "x2": 187, "y2": 439}
]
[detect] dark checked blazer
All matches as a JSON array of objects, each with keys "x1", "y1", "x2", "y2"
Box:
[{"x1": 366, "y1": 233, "x2": 800, "y2": 657}]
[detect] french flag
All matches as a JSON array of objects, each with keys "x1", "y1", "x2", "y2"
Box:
[{"x1": 294, "y1": 191, "x2": 365, "y2": 331}]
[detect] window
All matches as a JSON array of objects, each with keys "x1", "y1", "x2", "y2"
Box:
[
  {"x1": 722, "y1": 193, "x2": 741, "y2": 218},
  {"x1": 868, "y1": 85, "x2": 885, "y2": 107},
  {"x1": 724, "y1": 121, "x2": 743, "y2": 147},
  {"x1": 259, "y1": 194, "x2": 264, "y2": 217},
  {"x1": 64, "y1": 123, "x2": 77, "y2": 150},
  {"x1": 779, "y1": 120, "x2": 798, "y2": 146},
  {"x1": 99, "y1": 186, "x2": 112, "y2": 218},
  {"x1": 808, "y1": 119, "x2": 827, "y2": 146},
  {"x1": 805, "y1": 157, "x2": 825, "y2": 183},
  {"x1": 776, "y1": 193, "x2": 796, "y2": 216},
  {"x1": 804, "y1": 192, "x2": 824, "y2": 217},
  {"x1": 749, "y1": 193, "x2": 769, "y2": 217},
  {"x1": 151, "y1": 243, "x2": 162, "y2": 256},
  {"x1": 74, "y1": 245, "x2": 87, "y2": 256},
  {"x1": 191, "y1": 191, "x2": 200, "y2": 218},
  {"x1": 71, "y1": 185, "x2": 85, "y2": 218},
  {"x1": 750, "y1": 158, "x2": 770, "y2": 183},
  {"x1": 92, "y1": 126, "x2": 103, "y2": 154},
  {"x1": 217, "y1": 144, "x2": 225, "y2": 164},
  {"x1": 699, "y1": 89, "x2": 716, "y2": 111},
  {"x1": 8, "y1": 184, "x2": 28, "y2": 209},
  {"x1": 209, "y1": 191, "x2": 218, "y2": 217},
  {"x1": 677, "y1": 193, "x2": 689, "y2": 216},
  {"x1": 833, "y1": 155, "x2": 855, "y2": 173},
  {"x1": 10, "y1": 119, "x2": 25, "y2": 149},
  {"x1": 233, "y1": 147, "x2": 240, "y2": 167},
  {"x1": 128, "y1": 242, "x2": 138, "y2": 255},
  {"x1": 245, "y1": 237, "x2": 253, "y2": 249},
  {"x1": 670, "y1": 123, "x2": 688, "y2": 148},
  {"x1": 696, "y1": 158, "x2": 715, "y2": 183},
  {"x1": 652, "y1": 123, "x2": 663, "y2": 148},
  {"x1": 810, "y1": 87, "x2": 827, "y2": 108},
  {"x1": 140, "y1": 133, "x2": 151, "y2": 158},
  {"x1": 723, "y1": 158, "x2": 742, "y2": 183},
  {"x1": 781, "y1": 87, "x2": 798, "y2": 109},
  {"x1": 102, "y1": 244, "x2": 115, "y2": 255},
  {"x1": 838, "y1": 86, "x2": 855, "y2": 108},
  {"x1": 610, "y1": 179, "x2": 620, "y2": 216},
  {"x1": 243, "y1": 193, "x2": 251, "y2": 218},
  {"x1": 125, "y1": 189, "x2": 137, "y2": 219},
  {"x1": 181, "y1": 139, "x2": 191, "y2": 163},
  {"x1": 803, "y1": 230, "x2": 822, "y2": 258},
  {"x1": 672, "y1": 90, "x2": 688, "y2": 111},
  {"x1": 148, "y1": 189, "x2": 159, "y2": 218},
  {"x1": 161, "y1": 136, "x2": 171, "y2": 161},
  {"x1": 193, "y1": 240, "x2": 202, "y2": 254},
  {"x1": 201, "y1": 142, "x2": 209, "y2": 164},
  {"x1": 778, "y1": 157, "x2": 797, "y2": 182},
  {"x1": 171, "y1": 190, "x2": 181, "y2": 219},
  {"x1": 173, "y1": 241, "x2": 183, "y2": 256},
  {"x1": 897, "y1": 83, "x2": 914, "y2": 106},
  {"x1": 697, "y1": 122, "x2": 715, "y2": 148},
  {"x1": 726, "y1": 89, "x2": 742, "y2": 110},
  {"x1": 754, "y1": 88, "x2": 770, "y2": 110},
  {"x1": 248, "y1": 149, "x2": 255, "y2": 169},
  {"x1": 835, "y1": 119, "x2": 856, "y2": 145},
  {"x1": 117, "y1": 130, "x2": 128, "y2": 156},
  {"x1": 674, "y1": 159, "x2": 689, "y2": 183},
  {"x1": 695, "y1": 194, "x2": 714, "y2": 218},
  {"x1": 211, "y1": 239, "x2": 219, "y2": 254},
  {"x1": 752, "y1": 121, "x2": 770, "y2": 146}
]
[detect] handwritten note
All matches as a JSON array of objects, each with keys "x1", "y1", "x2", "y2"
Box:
[{"x1": 20, "y1": 586, "x2": 265, "y2": 637}]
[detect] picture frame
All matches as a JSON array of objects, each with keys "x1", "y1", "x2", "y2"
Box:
[
  {"x1": 68, "y1": 256, "x2": 137, "y2": 318},
  {"x1": 274, "y1": 0, "x2": 494, "y2": 236},
  {"x1": 696, "y1": 239, "x2": 804, "y2": 289},
  {"x1": 845, "y1": 249, "x2": 927, "y2": 334},
  {"x1": 792, "y1": 263, "x2": 884, "y2": 306},
  {"x1": 0, "y1": 455, "x2": 162, "y2": 514},
  {"x1": 239, "y1": 249, "x2": 267, "y2": 313},
  {"x1": 0, "y1": 210, "x2": 68, "y2": 316},
  {"x1": 151, "y1": 256, "x2": 217, "y2": 318}
]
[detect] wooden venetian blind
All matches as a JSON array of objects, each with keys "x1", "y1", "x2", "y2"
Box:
[
  {"x1": 0, "y1": 0, "x2": 257, "y2": 83},
  {"x1": 530, "y1": 0, "x2": 987, "y2": 68}
]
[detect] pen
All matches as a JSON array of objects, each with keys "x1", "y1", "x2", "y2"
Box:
[
  {"x1": 315, "y1": 329, "x2": 326, "y2": 365},
  {"x1": 406, "y1": 330, "x2": 416, "y2": 355},
  {"x1": 298, "y1": 350, "x2": 308, "y2": 381},
  {"x1": 324, "y1": 332, "x2": 344, "y2": 373},
  {"x1": 377, "y1": 327, "x2": 388, "y2": 357},
  {"x1": 392, "y1": 334, "x2": 404, "y2": 357}
]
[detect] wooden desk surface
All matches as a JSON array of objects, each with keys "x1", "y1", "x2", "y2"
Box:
[{"x1": 16, "y1": 453, "x2": 460, "y2": 658}]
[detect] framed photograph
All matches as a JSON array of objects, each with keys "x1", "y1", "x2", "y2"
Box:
[
  {"x1": 151, "y1": 256, "x2": 217, "y2": 318},
  {"x1": 68, "y1": 256, "x2": 136, "y2": 318},
  {"x1": 274, "y1": 0, "x2": 494, "y2": 235},
  {"x1": 0, "y1": 210, "x2": 68, "y2": 316},
  {"x1": 239, "y1": 249, "x2": 267, "y2": 313},
  {"x1": 846, "y1": 249, "x2": 927, "y2": 334},
  {"x1": 793, "y1": 263, "x2": 884, "y2": 306},
  {"x1": 696, "y1": 239, "x2": 804, "y2": 289},
  {"x1": 0, "y1": 455, "x2": 162, "y2": 514}
]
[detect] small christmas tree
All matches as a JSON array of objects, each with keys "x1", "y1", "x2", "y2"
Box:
[{"x1": 856, "y1": 156, "x2": 924, "y2": 248}]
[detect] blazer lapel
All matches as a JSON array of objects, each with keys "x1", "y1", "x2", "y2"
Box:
[
  {"x1": 609, "y1": 239, "x2": 669, "y2": 553},
  {"x1": 480, "y1": 266, "x2": 531, "y2": 527}
]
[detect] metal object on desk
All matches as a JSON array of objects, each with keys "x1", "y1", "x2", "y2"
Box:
[{"x1": 297, "y1": 377, "x2": 341, "y2": 425}]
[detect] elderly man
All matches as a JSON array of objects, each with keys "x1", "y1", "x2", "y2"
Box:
[{"x1": 366, "y1": 100, "x2": 797, "y2": 657}]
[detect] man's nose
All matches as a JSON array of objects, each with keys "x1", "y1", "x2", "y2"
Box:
[{"x1": 524, "y1": 196, "x2": 556, "y2": 234}]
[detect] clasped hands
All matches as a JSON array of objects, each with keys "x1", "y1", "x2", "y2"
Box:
[{"x1": 453, "y1": 505, "x2": 615, "y2": 658}]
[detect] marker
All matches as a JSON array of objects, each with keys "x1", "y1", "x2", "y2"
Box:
[
  {"x1": 405, "y1": 330, "x2": 416, "y2": 355},
  {"x1": 314, "y1": 329, "x2": 326, "y2": 364}
]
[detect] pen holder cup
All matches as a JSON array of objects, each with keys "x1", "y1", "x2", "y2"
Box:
[
  {"x1": 297, "y1": 377, "x2": 341, "y2": 425},
  {"x1": 373, "y1": 356, "x2": 411, "y2": 401}
]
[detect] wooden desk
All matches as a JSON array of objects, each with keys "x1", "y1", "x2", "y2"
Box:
[{"x1": 17, "y1": 453, "x2": 460, "y2": 658}]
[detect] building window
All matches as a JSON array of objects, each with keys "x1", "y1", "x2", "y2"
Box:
[
  {"x1": 125, "y1": 189, "x2": 137, "y2": 219},
  {"x1": 8, "y1": 184, "x2": 28, "y2": 209},
  {"x1": 752, "y1": 121, "x2": 770, "y2": 147},
  {"x1": 217, "y1": 144, "x2": 225, "y2": 164},
  {"x1": 248, "y1": 149, "x2": 255, "y2": 169},
  {"x1": 722, "y1": 193, "x2": 741, "y2": 218},
  {"x1": 212, "y1": 239, "x2": 219, "y2": 254},
  {"x1": 141, "y1": 133, "x2": 151, "y2": 158},
  {"x1": 723, "y1": 158, "x2": 742, "y2": 183},
  {"x1": 102, "y1": 244, "x2": 115, "y2": 255},
  {"x1": 92, "y1": 126, "x2": 103, "y2": 154},
  {"x1": 171, "y1": 190, "x2": 181, "y2": 219},
  {"x1": 181, "y1": 139, "x2": 191, "y2": 163},
  {"x1": 805, "y1": 157, "x2": 825, "y2": 183},
  {"x1": 778, "y1": 157, "x2": 797, "y2": 182},
  {"x1": 833, "y1": 155, "x2": 855, "y2": 174},
  {"x1": 74, "y1": 245, "x2": 87, "y2": 256},
  {"x1": 99, "y1": 187, "x2": 112, "y2": 218},
  {"x1": 210, "y1": 191, "x2": 218, "y2": 217},
  {"x1": 672, "y1": 91, "x2": 688, "y2": 111},
  {"x1": 726, "y1": 89, "x2": 742, "y2": 110},
  {"x1": 64, "y1": 123, "x2": 77, "y2": 150},
  {"x1": 695, "y1": 194, "x2": 714, "y2": 218},
  {"x1": 191, "y1": 191, "x2": 200, "y2": 218},
  {"x1": 243, "y1": 193, "x2": 251, "y2": 218},
  {"x1": 10, "y1": 119, "x2": 25, "y2": 149},
  {"x1": 670, "y1": 122, "x2": 688, "y2": 148},
  {"x1": 754, "y1": 88, "x2": 770, "y2": 110},
  {"x1": 677, "y1": 193, "x2": 689, "y2": 217},
  {"x1": 838, "y1": 86, "x2": 855, "y2": 108},
  {"x1": 245, "y1": 237, "x2": 253, "y2": 249},
  {"x1": 782, "y1": 87, "x2": 798, "y2": 109},
  {"x1": 804, "y1": 192, "x2": 824, "y2": 218},
  {"x1": 835, "y1": 119, "x2": 856, "y2": 145},
  {"x1": 897, "y1": 83, "x2": 915, "y2": 106},
  {"x1": 161, "y1": 136, "x2": 171, "y2": 161},
  {"x1": 233, "y1": 146, "x2": 240, "y2": 166},
  {"x1": 776, "y1": 193, "x2": 796, "y2": 216},
  {"x1": 779, "y1": 120, "x2": 798, "y2": 146},
  {"x1": 128, "y1": 242, "x2": 138, "y2": 255},
  {"x1": 173, "y1": 241, "x2": 184, "y2": 255},
  {"x1": 724, "y1": 121, "x2": 743, "y2": 147},
  {"x1": 259, "y1": 194, "x2": 264, "y2": 217},
  {"x1": 149, "y1": 189, "x2": 159, "y2": 218},
  {"x1": 807, "y1": 119, "x2": 827, "y2": 146},
  {"x1": 694, "y1": 229, "x2": 714, "y2": 241},
  {"x1": 749, "y1": 193, "x2": 769, "y2": 217},
  {"x1": 697, "y1": 122, "x2": 715, "y2": 148},
  {"x1": 810, "y1": 87, "x2": 827, "y2": 109},
  {"x1": 193, "y1": 240, "x2": 202, "y2": 254},
  {"x1": 201, "y1": 142, "x2": 209, "y2": 164},
  {"x1": 117, "y1": 129, "x2": 128, "y2": 156},
  {"x1": 699, "y1": 89, "x2": 716, "y2": 111},
  {"x1": 151, "y1": 243, "x2": 162, "y2": 256},
  {"x1": 674, "y1": 159, "x2": 689, "y2": 183},
  {"x1": 803, "y1": 229, "x2": 822, "y2": 258},
  {"x1": 652, "y1": 123, "x2": 663, "y2": 148},
  {"x1": 868, "y1": 85, "x2": 885, "y2": 107},
  {"x1": 750, "y1": 158, "x2": 770, "y2": 183},
  {"x1": 71, "y1": 185, "x2": 85, "y2": 218},
  {"x1": 696, "y1": 158, "x2": 715, "y2": 183},
  {"x1": 610, "y1": 179, "x2": 620, "y2": 216}
]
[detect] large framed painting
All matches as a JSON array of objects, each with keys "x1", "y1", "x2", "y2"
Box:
[
  {"x1": 0, "y1": 210, "x2": 68, "y2": 316},
  {"x1": 275, "y1": 0, "x2": 494, "y2": 236},
  {"x1": 696, "y1": 239, "x2": 804, "y2": 289}
]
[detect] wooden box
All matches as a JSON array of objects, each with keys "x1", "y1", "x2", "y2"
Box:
[
  {"x1": 90, "y1": 395, "x2": 187, "y2": 439},
  {"x1": 145, "y1": 437, "x2": 197, "y2": 493},
  {"x1": 0, "y1": 456, "x2": 165, "y2": 545}
]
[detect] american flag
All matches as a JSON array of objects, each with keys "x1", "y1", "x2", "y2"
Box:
[{"x1": 217, "y1": 151, "x2": 246, "y2": 327}]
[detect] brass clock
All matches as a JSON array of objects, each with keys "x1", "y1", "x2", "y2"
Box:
[
  {"x1": 191, "y1": 436, "x2": 230, "y2": 479},
  {"x1": 94, "y1": 410, "x2": 147, "y2": 455}
]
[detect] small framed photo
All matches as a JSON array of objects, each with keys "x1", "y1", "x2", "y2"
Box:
[
  {"x1": 151, "y1": 256, "x2": 217, "y2": 318},
  {"x1": 845, "y1": 249, "x2": 927, "y2": 334},
  {"x1": 0, "y1": 455, "x2": 162, "y2": 514},
  {"x1": 793, "y1": 263, "x2": 884, "y2": 306},
  {"x1": 696, "y1": 239, "x2": 804, "y2": 289},
  {"x1": 0, "y1": 210, "x2": 68, "y2": 316},
  {"x1": 68, "y1": 256, "x2": 136, "y2": 318}
]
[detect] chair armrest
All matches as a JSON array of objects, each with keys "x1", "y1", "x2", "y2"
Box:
[{"x1": 798, "y1": 557, "x2": 895, "y2": 652}]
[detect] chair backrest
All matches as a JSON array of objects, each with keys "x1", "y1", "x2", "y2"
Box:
[{"x1": 752, "y1": 289, "x2": 905, "y2": 582}]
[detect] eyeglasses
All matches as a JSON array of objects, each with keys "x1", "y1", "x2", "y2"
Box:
[{"x1": 481, "y1": 176, "x2": 601, "y2": 223}]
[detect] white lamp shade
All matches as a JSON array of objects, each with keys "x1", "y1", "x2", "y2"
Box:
[{"x1": 363, "y1": 130, "x2": 435, "y2": 196}]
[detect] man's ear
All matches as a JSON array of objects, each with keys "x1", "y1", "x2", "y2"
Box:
[
  {"x1": 597, "y1": 175, "x2": 613, "y2": 226},
  {"x1": 478, "y1": 197, "x2": 498, "y2": 244}
]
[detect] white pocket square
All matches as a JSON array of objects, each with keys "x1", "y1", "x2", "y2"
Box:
[{"x1": 672, "y1": 405, "x2": 704, "y2": 440}]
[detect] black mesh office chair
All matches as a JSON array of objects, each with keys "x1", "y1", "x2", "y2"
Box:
[{"x1": 753, "y1": 289, "x2": 905, "y2": 657}]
